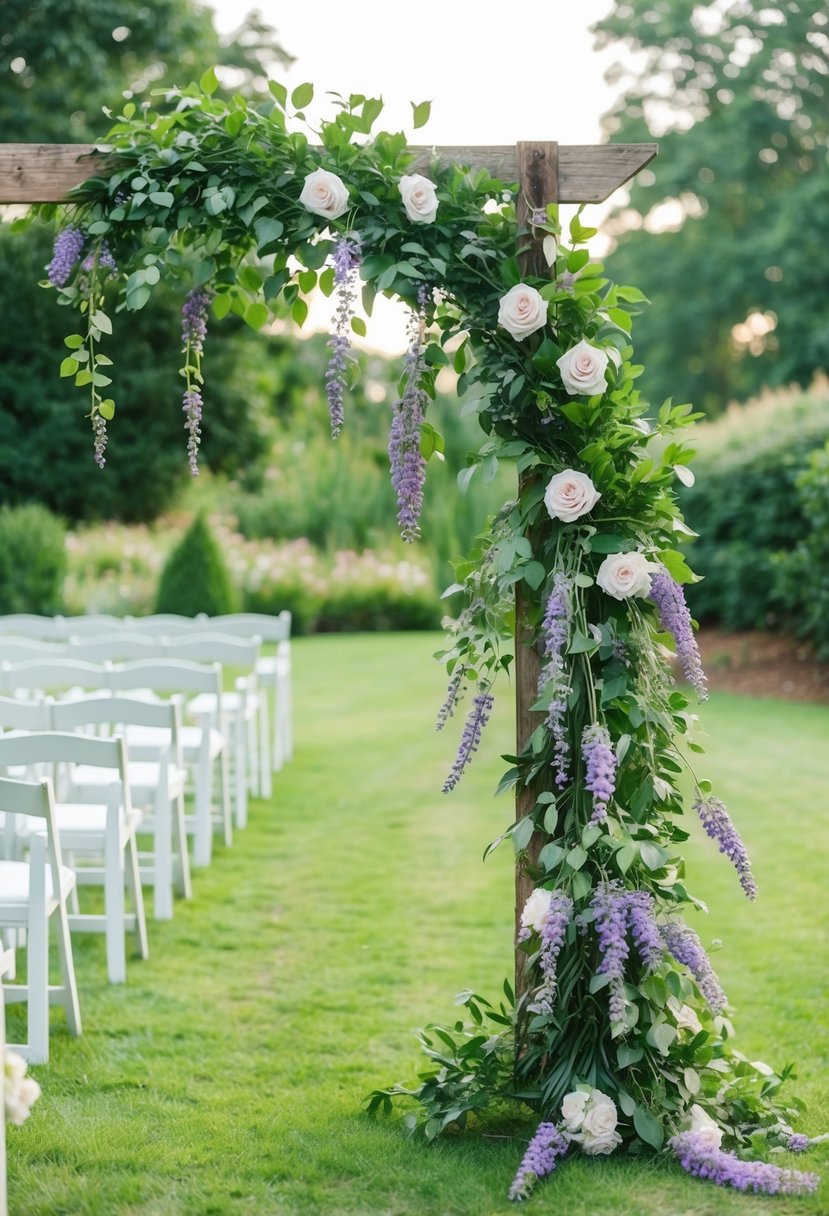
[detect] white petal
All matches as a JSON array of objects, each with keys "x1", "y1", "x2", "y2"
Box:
[{"x1": 673, "y1": 464, "x2": 695, "y2": 487}]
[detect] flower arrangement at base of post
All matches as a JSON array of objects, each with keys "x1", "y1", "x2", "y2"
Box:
[
  {"x1": 32, "y1": 75, "x2": 819, "y2": 1202},
  {"x1": 4, "y1": 1049, "x2": 41, "y2": 1126}
]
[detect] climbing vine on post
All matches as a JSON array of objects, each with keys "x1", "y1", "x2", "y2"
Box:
[{"x1": 4, "y1": 73, "x2": 819, "y2": 1201}]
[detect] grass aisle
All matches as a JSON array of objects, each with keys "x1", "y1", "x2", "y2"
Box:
[{"x1": 8, "y1": 633, "x2": 828, "y2": 1216}]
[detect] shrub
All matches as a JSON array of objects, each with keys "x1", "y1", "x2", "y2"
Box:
[
  {"x1": 155, "y1": 514, "x2": 238, "y2": 617},
  {"x1": 315, "y1": 551, "x2": 440, "y2": 633},
  {"x1": 0, "y1": 503, "x2": 66, "y2": 614},
  {"x1": 773, "y1": 441, "x2": 829, "y2": 657},
  {"x1": 679, "y1": 384, "x2": 829, "y2": 631}
]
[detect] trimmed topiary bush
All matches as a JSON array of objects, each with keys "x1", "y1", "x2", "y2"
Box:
[
  {"x1": 155, "y1": 513, "x2": 238, "y2": 617},
  {"x1": 0, "y1": 503, "x2": 66, "y2": 614}
]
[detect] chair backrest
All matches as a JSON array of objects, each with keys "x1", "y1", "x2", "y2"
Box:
[
  {"x1": 0, "y1": 730, "x2": 127, "y2": 772},
  {"x1": 68, "y1": 633, "x2": 161, "y2": 663},
  {"x1": 158, "y1": 633, "x2": 261, "y2": 668},
  {"x1": 58, "y1": 615, "x2": 125, "y2": 638},
  {"x1": 50, "y1": 695, "x2": 183, "y2": 769},
  {"x1": 122, "y1": 615, "x2": 198, "y2": 635},
  {"x1": 107, "y1": 658, "x2": 224, "y2": 699},
  {"x1": 0, "y1": 638, "x2": 65, "y2": 664},
  {"x1": 0, "y1": 696, "x2": 51, "y2": 733},
  {"x1": 197, "y1": 612, "x2": 292, "y2": 644},
  {"x1": 0, "y1": 615, "x2": 63, "y2": 640},
  {"x1": 0, "y1": 775, "x2": 64, "y2": 898},
  {"x1": 0, "y1": 658, "x2": 108, "y2": 697}
]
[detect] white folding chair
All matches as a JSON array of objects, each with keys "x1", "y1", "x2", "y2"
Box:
[
  {"x1": 0, "y1": 658, "x2": 108, "y2": 700},
  {"x1": 0, "y1": 943, "x2": 11, "y2": 1216},
  {"x1": 122, "y1": 615, "x2": 199, "y2": 634},
  {"x1": 0, "y1": 734, "x2": 148, "y2": 985},
  {"x1": 107, "y1": 661, "x2": 231, "y2": 867},
  {"x1": 0, "y1": 696, "x2": 53, "y2": 858},
  {"x1": 67, "y1": 634, "x2": 160, "y2": 663},
  {"x1": 0, "y1": 638, "x2": 65, "y2": 665},
  {"x1": 0, "y1": 775, "x2": 81, "y2": 1063},
  {"x1": 0, "y1": 616, "x2": 63, "y2": 641},
  {"x1": 50, "y1": 696, "x2": 191, "y2": 921},
  {"x1": 202, "y1": 612, "x2": 293, "y2": 774}
]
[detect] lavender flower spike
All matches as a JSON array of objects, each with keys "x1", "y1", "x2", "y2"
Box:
[
  {"x1": 182, "y1": 388, "x2": 203, "y2": 477},
  {"x1": 435, "y1": 664, "x2": 467, "y2": 731},
  {"x1": 389, "y1": 284, "x2": 429, "y2": 542},
  {"x1": 694, "y1": 793, "x2": 757, "y2": 900},
  {"x1": 581, "y1": 724, "x2": 616, "y2": 825},
  {"x1": 591, "y1": 882, "x2": 629, "y2": 1025},
  {"x1": 181, "y1": 288, "x2": 211, "y2": 355},
  {"x1": 325, "y1": 234, "x2": 362, "y2": 438},
  {"x1": 442, "y1": 689, "x2": 494, "y2": 793},
  {"x1": 47, "y1": 225, "x2": 85, "y2": 287},
  {"x1": 660, "y1": 920, "x2": 727, "y2": 1014},
  {"x1": 671, "y1": 1131, "x2": 818, "y2": 1195},
  {"x1": 538, "y1": 574, "x2": 572, "y2": 787},
  {"x1": 625, "y1": 890, "x2": 664, "y2": 970},
  {"x1": 528, "y1": 892, "x2": 573, "y2": 1015},
  {"x1": 92, "y1": 412, "x2": 108, "y2": 470},
  {"x1": 649, "y1": 568, "x2": 708, "y2": 699},
  {"x1": 509, "y1": 1122, "x2": 569, "y2": 1202}
]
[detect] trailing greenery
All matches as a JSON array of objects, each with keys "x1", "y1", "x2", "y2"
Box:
[
  {"x1": 0, "y1": 502, "x2": 66, "y2": 614},
  {"x1": 5, "y1": 634, "x2": 828, "y2": 1215},
  {"x1": 155, "y1": 512, "x2": 237, "y2": 616},
  {"x1": 677, "y1": 385, "x2": 829, "y2": 634}
]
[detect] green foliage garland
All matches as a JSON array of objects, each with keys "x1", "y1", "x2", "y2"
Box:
[{"x1": 33, "y1": 75, "x2": 815, "y2": 1195}]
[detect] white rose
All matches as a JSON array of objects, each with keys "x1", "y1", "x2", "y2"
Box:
[
  {"x1": 596, "y1": 551, "x2": 655, "y2": 601},
  {"x1": 398, "y1": 173, "x2": 439, "y2": 224},
  {"x1": 688, "y1": 1104, "x2": 723, "y2": 1150},
  {"x1": 4, "y1": 1073, "x2": 41, "y2": 1126},
  {"x1": 582, "y1": 1094, "x2": 618, "y2": 1139},
  {"x1": 299, "y1": 168, "x2": 350, "y2": 220},
  {"x1": 497, "y1": 284, "x2": 548, "y2": 342},
  {"x1": 582, "y1": 1128, "x2": 623, "y2": 1156},
  {"x1": 4, "y1": 1050, "x2": 27, "y2": 1085},
  {"x1": 561, "y1": 1089, "x2": 590, "y2": 1131},
  {"x1": 557, "y1": 340, "x2": 610, "y2": 396},
  {"x1": 520, "y1": 887, "x2": 553, "y2": 934},
  {"x1": 544, "y1": 470, "x2": 601, "y2": 523}
]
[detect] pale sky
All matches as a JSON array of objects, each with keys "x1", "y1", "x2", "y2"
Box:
[{"x1": 205, "y1": 0, "x2": 625, "y2": 351}]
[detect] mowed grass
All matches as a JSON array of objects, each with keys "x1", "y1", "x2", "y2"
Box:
[{"x1": 6, "y1": 632, "x2": 828, "y2": 1216}]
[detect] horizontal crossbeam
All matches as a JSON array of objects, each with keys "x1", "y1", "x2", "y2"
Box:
[{"x1": 0, "y1": 141, "x2": 657, "y2": 204}]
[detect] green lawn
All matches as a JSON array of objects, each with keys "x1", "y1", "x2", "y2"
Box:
[{"x1": 7, "y1": 632, "x2": 828, "y2": 1216}]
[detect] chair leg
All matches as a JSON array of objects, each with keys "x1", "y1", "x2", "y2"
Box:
[
  {"x1": 153, "y1": 785, "x2": 173, "y2": 921},
  {"x1": 55, "y1": 903, "x2": 82, "y2": 1037},
  {"x1": 272, "y1": 681, "x2": 285, "y2": 772},
  {"x1": 125, "y1": 829, "x2": 149, "y2": 962},
  {"x1": 247, "y1": 709, "x2": 259, "y2": 797},
  {"x1": 258, "y1": 694, "x2": 272, "y2": 799},
  {"x1": 219, "y1": 748, "x2": 233, "y2": 848},
  {"x1": 173, "y1": 790, "x2": 192, "y2": 900},
  {"x1": 104, "y1": 819, "x2": 127, "y2": 984},
  {"x1": 27, "y1": 898, "x2": 50, "y2": 1064},
  {"x1": 192, "y1": 748, "x2": 213, "y2": 868},
  {"x1": 233, "y1": 712, "x2": 248, "y2": 830}
]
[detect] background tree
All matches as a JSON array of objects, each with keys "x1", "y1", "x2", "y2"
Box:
[{"x1": 594, "y1": 0, "x2": 829, "y2": 415}]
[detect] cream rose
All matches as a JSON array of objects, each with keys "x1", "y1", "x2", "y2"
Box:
[
  {"x1": 4, "y1": 1051, "x2": 41, "y2": 1126},
  {"x1": 299, "y1": 168, "x2": 350, "y2": 220},
  {"x1": 520, "y1": 887, "x2": 553, "y2": 935},
  {"x1": 544, "y1": 470, "x2": 601, "y2": 523},
  {"x1": 596, "y1": 551, "x2": 655, "y2": 600},
  {"x1": 497, "y1": 284, "x2": 548, "y2": 342},
  {"x1": 582, "y1": 1127, "x2": 623, "y2": 1156},
  {"x1": 557, "y1": 340, "x2": 610, "y2": 396},
  {"x1": 398, "y1": 173, "x2": 439, "y2": 224},
  {"x1": 561, "y1": 1089, "x2": 590, "y2": 1131},
  {"x1": 582, "y1": 1092, "x2": 618, "y2": 1139},
  {"x1": 688, "y1": 1104, "x2": 723, "y2": 1150}
]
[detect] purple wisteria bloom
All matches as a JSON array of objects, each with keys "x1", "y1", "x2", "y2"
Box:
[
  {"x1": 671, "y1": 1131, "x2": 818, "y2": 1195},
  {"x1": 181, "y1": 288, "x2": 211, "y2": 355},
  {"x1": 538, "y1": 574, "x2": 572, "y2": 788},
  {"x1": 388, "y1": 284, "x2": 429, "y2": 542},
  {"x1": 660, "y1": 920, "x2": 727, "y2": 1014},
  {"x1": 693, "y1": 793, "x2": 757, "y2": 900},
  {"x1": 788, "y1": 1134, "x2": 811, "y2": 1153},
  {"x1": 442, "y1": 689, "x2": 494, "y2": 794},
  {"x1": 508, "y1": 1122, "x2": 569, "y2": 1202},
  {"x1": 325, "y1": 234, "x2": 362, "y2": 439},
  {"x1": 625, "y1": 890, "x2": 664, "y2": 971},
  {"x1": 47, "y1": 225, "x2": 85, "y2": 286},
  {"x1": 81, "y1": 241, "x2": 118, "y2": 275},
  {"x1": 591, "y1": 882, "x2": 630, "y2": 1024},
  {"x1": 182, "y1": 389, "x2": 203, "y2": 478},
  {"x1": 649, "y1": 568, "x2": 708, "y2": 700},
  {"x1": 435, "y1": 664, "x2": 467, "y2": 731},
  {"x1": 581, "y1": 724, "x2": 616, "y2": 825},
  {"x1": 528, "y1": 892, "x2": 574, "y2": 1015},
  {"x1": 92, "y1": 412, "x2": 108, "y2": 470}
]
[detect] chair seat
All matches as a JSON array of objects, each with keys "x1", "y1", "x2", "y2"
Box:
[
  {"x1": 125, "y1": 723, "x2": 224, "y2": 759},
  {"x1": 55, "y1": 802, "x2": 140, "y2": 834},
  {"x1": 0, "y1": 859, "x2": 76, "y2": 905},
  {"x1": 188, "y1": 691, "x2": 259, "y2": 720},
  {"x1": 255, "y1": 655, "x2": 289, "y2": 683},
  {"x1": 71, "y1": 761, "x2": 187, "y2": 797}
]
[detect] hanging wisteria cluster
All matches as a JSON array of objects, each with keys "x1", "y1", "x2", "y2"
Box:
[{"x1": 39, "y1": 77, "x2": 818, "y2": 1204}]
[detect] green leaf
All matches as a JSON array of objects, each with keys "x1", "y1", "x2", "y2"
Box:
[
  {"x1": 254, "y1": 217, "x2": 285, "y2": 251},
  {"x1": 200, "y1": 66, "x2": 218, "y2": 95},
  {"x1": 297, "y1": 269, "x2": 317, "y2": 294},
  {"x1": 59, "y1": 356, "x2": 79, "y2": 378},
  {"x1": 74, "y1": 370, "x2": 93, "y2": 387},
  {"x1": 351, "y1": 316, "x2": 367, "y2": 337},
  {"x1": 63, "y1": 334, "x2": 84, "y2": 350},
  {"x1": 656, "y1": 548, "x2": 696, "y2": 585},
  {"x1": 98, "y1": 399, "x2": 115, "y2": 421},
  {"x1": 616, "y1": 844, "x2": 637, "y2": 875},
  {"x1": 633, "y1": 1106, "x2": 664, "y2": 1149},
  {"x1": 91, "y1": 310, "x2": 112, "y2": 335},
  {"x1": 566, "y1": 845, "x2": 587, "y2": 872},
  {"x1": 212, "y1": 293, "x2": 231, "y2": 320},
  {"x1": 411, "y1": 100, "x2": 432, "y2": 129},
  {"x1": 538, "y1": 841, "x2": 563, "y2": 870},
  {"x1": 149, "y1": 191, "x2": 174, "y2": 208},
  {"x1": 522, "y1": 561, "x2": 546, "y2": 590},
  {"x1": 589, "y1": 533, "x2": 630, "y2": 554},
  {"x1": 269, "y1": 80, "x2": 288, "y2": 108},
  {"x1": 617, "y1": 1043, "x2": 643, "y2": 1068},
  {"x1": 512, "y1": 817, "x2": 535, "y2": 854},
  {"x1": 646, "y1": 1022, "x2": 677, "y2": 1055},
  {"x1": 568, "y1": 631, "x2": 598, "y2": 656},
  {"x1": 640, "y1": 842, "x2": 668, "y2": 871},
  {"x1": 570, "y1": 870, "x2": 592, "y2": 901},
  {"x1": 683, "y1": 1067, "x2": 701, "y2": 1095},
  {"x1": 291, "y1": 298, "x2": 309, "y2": 328},
  {"x1": 245, "y1": 302, "x2": 269, "y2": 330},
  {"x1": 291, "y1": 82, "x2": 314, "y2": 110}
]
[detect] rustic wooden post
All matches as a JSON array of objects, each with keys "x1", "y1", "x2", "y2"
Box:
[{"x1": 0, "y1": 136, "x2": 657, "y2": 1006}]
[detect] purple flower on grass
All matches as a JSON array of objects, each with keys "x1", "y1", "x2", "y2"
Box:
[
  {"x1": 389, "y1": 284, "x2": 429, "y2": 542},
  {"x1": 660, "y1": 920, "x2": 727, "y2": 1014},
  {"x1": 442, "y1": 690, "x2": 494, "y2": 793},
  {"x1": 788, "y1": 1134, "x2": 811, "y2": 1153},
  {"x1": 581, "y1": 724, "x2": 616, "y2": 825},
  {"x1": 625, "y1": 890, "x2": 664, "y2": 971},
  {"x1": 182, "y1": 389, "x2": 203, "y2": 478},
  {"x1": 694, "y1": 793, "x2": 757, "y2": 900},
  {"x1": 92, "y1": 412, "x2": 108, "y2": 470},
  {"x1": 47, "y1": 225, "x2": 85, "y2": 286},
  {"x1": 649, "y1": 568, "x2": 708, "y2": 699},
  {"x1": 538, "y1": 574, "x2": 572, "y2": 787},
  {"x1": 325, "y1": 234, "x2": 362, "y2": 438},
  {"x1": 528, "y1": 892, "x2": 573, "y2": 1015},
  {"x1": 591, "y1": 882, "x2": 629, "y2": 1025},
  {"x1": 671, "y1": 1131, "x2": 818, "y2": 1195},
  {"x1": 509, "y1": 1122, "x2": 569, "y2": 1202},
  {"x1": 435, "y1": 665, "x2": 467, "y2": 731}
]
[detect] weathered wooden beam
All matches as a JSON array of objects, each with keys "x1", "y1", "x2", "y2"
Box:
[{"x1": 0, "y1": 141, "x2": 657, "y2": 204}]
